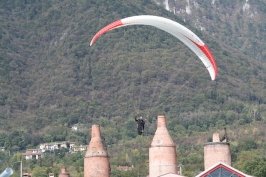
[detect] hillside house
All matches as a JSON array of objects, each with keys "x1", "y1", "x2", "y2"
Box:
[
  {"x1": 71, "y1": 123, "x2": 86, "y2": 132},
  {"x1": 116, "y1": 165, "x2": 134, "y2": 171},
  {"x1": 22, "y1": 149, "x2": 43, "y2": 160},
  {"x1": 157, "y1": 173, "x2": 186, "y2": 177},
  {"x1": 22, "y1": 173, "x2": 32, "y2": 177},
  {"x1": 71, "y1": 145, "x2": 88, "y2": 152},
  {"x1": 39, "y1": 141, "x2": 75, "y2": 151}
]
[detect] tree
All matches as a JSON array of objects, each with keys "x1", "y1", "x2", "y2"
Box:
[
  {"x1": 215, "y1": 119, "x2": 226, "y2": 128},
  {"x1": 238, "y1": 139, "x2": 257, "y2": 151},
  {"x1": 241, "y1": 157, "x2": 266, "y2": 177},
  {"x1": 31, "y1": 166, "x2": 48, "y2": 177},
  {"x1": 234, "y1": 149, "x2": 266, "y2": 176},
  {"x1": 43, "y1": 134, "x2": 53, "y2": 143}
]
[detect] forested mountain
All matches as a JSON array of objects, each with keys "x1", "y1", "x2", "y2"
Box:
[
  {"x1": 154, "y1": 0, "x2": 266, "y2": 62},
  {"x1": 0, "y1": 0, "x2": 266, "y2": 176}
]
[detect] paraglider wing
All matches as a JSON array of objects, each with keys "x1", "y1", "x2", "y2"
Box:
[{"x1": 90, "y1": 15, "x2": 218, "y2": 80}]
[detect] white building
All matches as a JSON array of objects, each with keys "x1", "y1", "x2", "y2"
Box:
[
  {"x1": 22, "y1": 149, "x2": 43, "y2": 160},
  {"x1": 71, "y1": 145, "x2": 88, "y2": 152},
  {"x1": 39, "y1": 141, "x2": 75, "y2": 151}
]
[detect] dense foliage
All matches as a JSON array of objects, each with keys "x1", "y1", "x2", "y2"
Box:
[
  {"x1": 154, "y1": 0, "x2": 266, "y2": 62},
  {"x1": 0, "y1": 0, "x2": 266, "y2": 176}
]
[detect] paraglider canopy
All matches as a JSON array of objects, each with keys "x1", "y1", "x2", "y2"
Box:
[{"x1": 90, "y1": 15, "x2": 218, "y2": 80}]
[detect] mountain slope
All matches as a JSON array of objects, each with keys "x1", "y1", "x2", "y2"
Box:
[
  {"x1": 153, "y1": 0, "x2": 266, "y2": 62},
  {"x1": 0, "y1": 0, "x2": 266, "y2": 133}
]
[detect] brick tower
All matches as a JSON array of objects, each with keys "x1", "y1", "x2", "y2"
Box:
[
  {"x1": 149, "y1": 115, "x2": 177, "y2": 177},
  {"x1": 84, "y1": 124, "x2": 110, "y2": 177},
  {"x1": 204, "y1": 132, "x2": 231, "y2": 170},
  {"x1": 58, "y1": 167, "x2": 70, "y2": 177}
]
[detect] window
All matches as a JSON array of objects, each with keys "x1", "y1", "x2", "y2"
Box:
[
  {"x1": 200, "y1": 164, "x2": 245, "y2": 177},
  {"x1": 206, "y1": 167, "x2": 241, "y2": 177}
]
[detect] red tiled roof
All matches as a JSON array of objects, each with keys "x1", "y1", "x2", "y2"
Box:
[{"x1": 22, "y1": 152, "x2": 43, "y2": 156}]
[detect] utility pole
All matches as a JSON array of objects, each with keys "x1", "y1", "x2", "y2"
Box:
[
  {"x1": 13, "y1": 161, "x2": 22, "y2": 177},
  {"x1": 20, "y1": 161, "x2": 22, "y2": 177},
  {"x1": 178, "y1": 163, "x2": 183, "y2": 176}
]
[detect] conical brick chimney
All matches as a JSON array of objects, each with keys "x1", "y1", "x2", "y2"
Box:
[
  {"x1": 149, "y1": 115, "x2": 177, "y2": 177},
  {"x1": 58, "y1": 167, "x2": 70, "y2": 177},
  {"x1": 84, "y1": 124, "x2": 110, "y2": 177},
  {"x1": 204, "y1": 132, "x2": 231, "y2": 170}
]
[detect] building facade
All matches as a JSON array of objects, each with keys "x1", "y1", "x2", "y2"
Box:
[{"x1": 22, "y1": 149, "x2": 43, "y2": 160}]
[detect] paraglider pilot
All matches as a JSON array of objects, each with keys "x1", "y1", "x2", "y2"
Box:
[{"x1": 135, "y1": 116, "x2": 145, "y2": 135}]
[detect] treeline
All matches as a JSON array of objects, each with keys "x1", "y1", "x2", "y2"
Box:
[{"x1": 0, "y1": 120, "x2": 265, "y2": 177}]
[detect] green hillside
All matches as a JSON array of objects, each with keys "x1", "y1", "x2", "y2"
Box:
[
  {"x1": 154, "y1": 0, "x2": 266, "y2": 62},
  {"x1": 0, "y1": 0, "x2": 266, "y2": 176}
]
